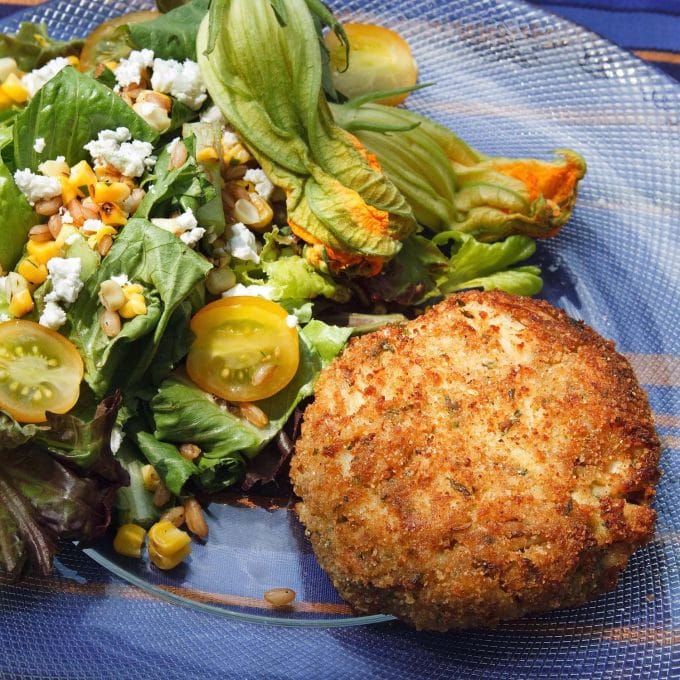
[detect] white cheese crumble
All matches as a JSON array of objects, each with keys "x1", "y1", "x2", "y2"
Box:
[
  {"x1": 222, "y1": 131, "x2": 240, "y2": 146},
  {"x1": 244, "y1": 168, "x2": 275, "y2": 202},
  {"x1": 179, "y1": 227, "x2": 206, "y2": 247},
  {"x1": 84, "y1": 127, "x2": 157, "y2": 178},
  {"x1": 150, "y1": 58, "x2": 207, "y2": 110},
  {"x1": 60, "y1": 208, "x2": 74, "y2": 224},
  {"x1": 82, "y1": 218, "x2": 105, "y2": 235},
  {"x1": 225, "y1": 222, "x2": 260, "y2": 263},
  {"x1": 200, "y1": 104, "x2": 225, "y2": 125},
  {"x1": 13, "y1": 169, "x2": 61, "y2": 205},
  {"x1": 45, "y1": 257, "x2": 83, "y2": 305},
  {"x1": 0, "y1": 313, "x2": 9, "y2": 323},
  {"x1": 21, "y1": 57, "x2": 70, "y2": 98},
  {"x1": 39, "y1": 300, "x2": 67, "y2": 330},
  {"x1": 151, "y1": 208, "x2": 205, "y2": 247},
  {"x1": 114, "y1": 49, "x2": 154, "y2": 89},
  {"x1": 222, "y1": 283, "x2": 275, "y2": 300},
  {"x1": 110, "y1": 274, "x2": 129, "y2": 287},
  {"x1": 64, "y1": 232, "x2": 81, "y2": 246},
  {"x1": 285, "y1": 314, "x2": 299, "y2": 328},
  {"x1": 33, "y1": 137, "x2": 46, "y2": 153}
]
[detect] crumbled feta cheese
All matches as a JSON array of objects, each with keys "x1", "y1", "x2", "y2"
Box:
[
  {"x1": 60, "y1": 208, "x2": 74, "y2": 224},
  {"x1": 39, "y1": 300, "x2": 67, "y2": 330},
  {"x1": 132, "y1": 100, "x2": 170, "y2": 133},
  {"x1": 84, "y1": 127, "x2": 156, "y2": 178},
  {"x1": 64, "y1": 232, "x2": 81, "y2": 246},
  {"x1": 151, "y1": 58, "x2": 207, "y2": 110},
  {"x1": 110, "y1": 425, "x2": 124, "y2": 454},
  {"x1": 244, "y1": 168, "x2": 275, "y2": 201},
  {"x1": 200, "y1": 105, "x2": 225, "y2": 125},
  {"x1": 21, "y1": 57, "x2": 70, "y2": 98},
  {"x1": 13, "y1": 169, "x2": 61, "y2": 205},
  {"x1": 222, "y1": 131, "x2": 240, "y2": 146},
  {"x1": 0, "y1": 313, "x2": 9, "y2": 323},
  {"x1": 179, "y1": 227, "x2": 206, "y2": 247},
  {"x1": 285, "y1": 314, "x2": 299, "y2": 328},
  {"x1": 114, "y1": 49, "x2": 154, "y2": 89},
  {"x1": 222, "y1": 284, "x2": 275, "y2": 300},
  {"x1": 225, "y1": 222, "x2": 260, "y2": 263},
  {"x1": 45, "y1": 257, "x2": 83, "y2": 304},
  {"x1": 82, "y1": 218, "x2": 105, "y2": 235},
  {"x1": 33, "y1": 137, "x2": 46, "y2": 153},
  {"x1": 110, "y1": 274, "x2": 129, "y2": 287},
  {"x1": 175, "y1": 208, "x2": 198, "y2": 231}
]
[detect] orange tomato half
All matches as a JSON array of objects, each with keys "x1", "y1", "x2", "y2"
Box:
[{"x1": 186, "y1": 296, "x2": 299, "y2": 403}]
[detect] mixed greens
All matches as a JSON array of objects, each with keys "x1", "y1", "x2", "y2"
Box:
[{"x1": 0, "y1": 0, "x2": 585, "y2": 576}]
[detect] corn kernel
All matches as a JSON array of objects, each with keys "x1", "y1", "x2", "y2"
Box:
[
  {"x1": 87, "y1": 225, "x2": 117, "y2": 250},
  {"x1": 197, "y1": 146, "x2": 219, "y2": 163},
  {"x1": 69, "y1": 160, "x2": 97, "y2": 189},
  {"x1": 26, "y1": 238, "x2": 61, "y2": 265},
  {"x1": 148, "y1": 541, "x2": 191, "y2": 570},
  {"x1": 0, "y1": 89, "x2": 13, "y2": 109},
  {"x1": 67, "y1": 55, "x2": 80, "y2": 67},
  {"x1": 148, "y1": 520, "x2": 191, "y2": 553},
  {"x1": 17, "y1": 257, "x2": 48, "y2": 285},
  {"x1": 60, "y1": 176, "x2": 83, "y2": 205},
  {"x1": 99, "y1": 202, "x2": 128, "y2": 227},
  {"x1": 112, "y1": 523, "x2": 147, "y2": 558},
  {"x1": 39, "y1": 158, "x2": 70, "y2": 177},
  {"x1": 141, "y1": 464, "x2": 160, "y2": 492},
  {"x1": 1, "y1": 73, "x2": 29, "y2": 104},
  {"x1": 8, "y1": 289, "x2": 33, "y2": 317},
  {"x1": 221, "y1": 139, "x2": 250, "y2": 165},
  {"x1": 122, "y1": 283, "x2": 144, "y2": 297},
  {"x1": 119, "y1": 293, "x2": 147, "y2": 318},
  {"x1": 93, "y1": 181, "x2": 131, "y2": 204}
]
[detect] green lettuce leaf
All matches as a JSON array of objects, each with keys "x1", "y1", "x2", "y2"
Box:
[
  {"x1": 113, "y1": 438, "x2": 160, "y2": 528},
  {"x1": 0, "y1": 158, "x2": 39, "y2": 271},
  {"x1": 13, "y1": 66, "x2": 157, "y2": 171},
  {"x1": 148, "y1": 320, "x2": 351, "y2": 492},
  {"x1": 0, "y1": 22, "x2": 83, "y2": 73},
  {"x1": 67, "y1": 219, "x2": 211, "y2": 398},
  {"x1": 129, "y1": 0, "x2": 210, "y2": 61}
]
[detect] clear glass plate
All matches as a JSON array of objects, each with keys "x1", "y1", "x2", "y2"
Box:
[{"x1": 3, "y1": 0, "x2": 677, "y2": 633}]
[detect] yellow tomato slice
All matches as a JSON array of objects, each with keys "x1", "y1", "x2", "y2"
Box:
[
  {"x1": 0, "y1": 320, "x2": 84, "y2": 423},
  {"x1": 324, "y1": 23, "x2": 418, "y2": 105},
  {"x1": 79, "y1": 10, "x2": 160, "y2": 72},
  {"x1": 186, "y1": 296, "x2": 299, "y2": 403}
]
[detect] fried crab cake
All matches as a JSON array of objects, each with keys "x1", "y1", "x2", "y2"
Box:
[{"x1": 291, "y1": 290, "x2": 660, "y2": 631}]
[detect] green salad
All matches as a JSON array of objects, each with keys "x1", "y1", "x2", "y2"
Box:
[{"x1": 0, "y1": 0, "x2": 585, "y2": 575}]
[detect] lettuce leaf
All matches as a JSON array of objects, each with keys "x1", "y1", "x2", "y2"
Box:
[
  {"x1": 13, "y1": 66, "x2": 157, "y2": 171},
  {"x1": 148, "y1": 320, "x2": 351, "y2": 492},
  {"x1": 0, "y1": 22, "x2": 83, "y2": 73},
  {"x1": 67, "y1": 219, "x2": 211, "y2": 398}
]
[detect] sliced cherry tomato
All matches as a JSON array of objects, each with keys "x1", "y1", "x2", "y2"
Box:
[
  {"x1": 324, "y1": 23, "x2": 418, "y2": 106},
  {"x1": 79, "y1": 11, "x2": 160, "y2": 72},
  {"x1": 0, "y1": 320, "x2": 84, "y2": 424},
  {"x1": 186, "y1": 296, "x2": 299, "y2": 403}
]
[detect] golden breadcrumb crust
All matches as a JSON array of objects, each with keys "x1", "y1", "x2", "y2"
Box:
[{"x1": 291, "y1": 291, "x2": 660, "y2": 630}]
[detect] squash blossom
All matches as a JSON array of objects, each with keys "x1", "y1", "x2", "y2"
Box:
[
  {"x1": 331, "y1": 100, "x2": 586, "y2": 242},
  {"x1": 197, "y1": 0, "x2": 417, "y2": 276}
]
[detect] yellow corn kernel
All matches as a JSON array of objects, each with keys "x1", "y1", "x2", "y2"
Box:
[
  {"x1": 221, "y1": 139, "x2": 250, "y2": 165},
  {"x1": 8, "y1": 289, "x2": 33, "y2": 317},
  {"x1": 69, "y1": 160, "x2": 97, "y2": 190},
  {"x1": 119, "y1": 293, "x2": 147, "y2": 319},
  {"x1": 39, "y1": 158, "x2": 70, "y2": 177},
  {"x1": 1, "y1": 73, "x2": 29, "y2": 104},
  {"x1": 26, "y1": 238, "x2": 62, "y2": 265},
  {"x1": 87, "y1": 225, "x2": 117, "y2": 251},
  {"x1": 99, "y1": 202, "x2": 128, "y2": 227},
  {"x1": 93, "y1": 181, "x2": 131, "y2": 204},
  {"x1": 148, "y1": 541, "x2": 191, "y2": 570},
  {"x1": 67, "y1": 55, "x2": 80, "y2": 67},
  {"x1": 0, "y1": 89, "x2": 13, "y2": 109},
  {"x1": 147, "y1": 520, "x2": 192, "y2": 569},
  {"x1": 122, "y1": 283, "x2": 144, "y2": 297},
  {"x1": 141, "y1": 464, "x2": 160, "y2": 492},
  {"x1": 197, "y1": 146, "x2": 219, "y2": 163},
  {"x1": 104, "y1": 61, "x2": 118, "y2": 71},
  {"x1": 112, "y1": 523, "x2": 147, "y2": 559},
  {"x1": 59, "y1": 176, "x2": 83, "y2": 204},
  {"x1": 17, "y1": 257, "x2": 48, "y2": 285}
]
